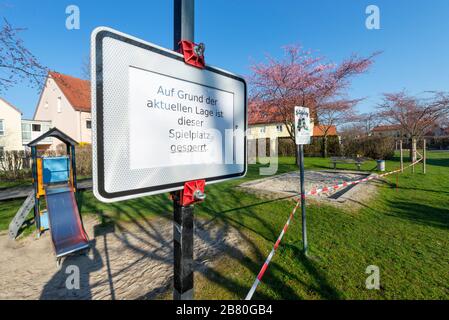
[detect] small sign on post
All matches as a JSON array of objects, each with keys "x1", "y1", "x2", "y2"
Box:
[
  {"x1": 295, "y1": 107, "x2": 312, "y2": 145},
  {"x1": 294, "y1": 106, "x2": 312, "y2": 256}
]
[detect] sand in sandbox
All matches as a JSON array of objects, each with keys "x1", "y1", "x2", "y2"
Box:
[{"x1": 240, "y1": 171, "x2": 369, "y2": 197}]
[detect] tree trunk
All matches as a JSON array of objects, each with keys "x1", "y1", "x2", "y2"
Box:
[
  {"x1": 296, "y1": 145, "x2": 300, "y2": 167},
  {"x1": 290, "y1": 136, "x2": 299, "y2": 166},
  {"x1": 323, "y1": 135, "x2": 328, "y2": 158}
]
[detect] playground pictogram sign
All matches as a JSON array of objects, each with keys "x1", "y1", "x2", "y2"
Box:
[
  {"x1": 91, "y1": 28, "x2": 247, "y2": 203},
  {"x1": 294, "y1": 106, "x2": 312, "y2": 145}
]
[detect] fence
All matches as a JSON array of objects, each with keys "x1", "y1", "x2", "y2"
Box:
[
  {"x1": 0, "y1": 151, "x2": 32, "y2": 181},
  {"x1": 0, "y1": 145, "x2": 92, "y2": 183},
  {"x1": 248, "y1": 137, "x2": 342, "y2": 159}
]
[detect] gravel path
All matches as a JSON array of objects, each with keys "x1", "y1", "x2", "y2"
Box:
[
  {"x1": 0, "y1": 179, "x2": 92, "y2": 201},
  {"x1": 0, "y1": 215, "x2": 246, "y2": 300}
]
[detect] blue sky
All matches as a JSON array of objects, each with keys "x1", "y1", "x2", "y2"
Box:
[{"x1": 1, "y1": 0, "x2": 449, "y2": 118}]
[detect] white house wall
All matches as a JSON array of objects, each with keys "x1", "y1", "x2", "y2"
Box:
[
  {"x1": 34, "y1": 77, "x2": 82, "y2": 148},
  {"x1": 249, "y1": 122, "x2": 315, "y2": 140},
  {"x1": 0, "y1": 99, "x2": 23, "y2": 151},
  {"x1": 79, "y1": 111, "x2": 92, "y2": 144}
]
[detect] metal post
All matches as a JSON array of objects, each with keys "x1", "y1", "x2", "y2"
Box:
[
  {"x1": 174, "y1": 0, "x2": 194, "y2": 50},
  {"x1": 400, "y1": 140, "x2": 404, "y2": 173},
  {"x1": 296, "y1": 145, "x2": 300, "y2": 167},
  {"x1": 173, "y1": 199, "x2": 194, "y2": 300},
  {"x1": 423, "y1": 139, "x2": 427, "y2": 174},
  {"x1": 298, "y1": 145, "x2": 308, "y2": 256},
  {"x1": 173, "y1": 0, "x2": 195, "y2": 301},
  {"x1": 31, "y1": 146, "x2": 40, "y2": 235}
]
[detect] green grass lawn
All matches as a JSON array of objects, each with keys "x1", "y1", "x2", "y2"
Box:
[
  {"x1": 0, "y1": 179, "x2": 32, "y2": 190},
  {"x1": 0, "y1": 152, "x2": 448, "y2": 299}
]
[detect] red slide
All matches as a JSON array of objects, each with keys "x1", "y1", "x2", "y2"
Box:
[{"x1": 45, "y1": 185, "x2": 89, "y2": 258}]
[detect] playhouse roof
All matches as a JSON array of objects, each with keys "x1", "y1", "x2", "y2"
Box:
[{"x1": 27, "y1": 127, "x2": 78, "y2": 147}]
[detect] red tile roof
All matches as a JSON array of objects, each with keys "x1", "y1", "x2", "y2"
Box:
[
  {"x1": 248, "y1": 102, "x2": 285, "y2": 125},
  {"x1": 248, "y1": 100, "x2": 311, "y2": 125},
  {"x1": 313, "y1": 125, "x2": 338, "y2": 137},
  {"x1": 372, "y1": 124, "x2": 402, "y2": 132},
  {"x1": 248, "y1": 100, "x2": 338, "y2": 136},
  {"x1": 49, "y1": 72, "x2": 91, "y2": 112}
]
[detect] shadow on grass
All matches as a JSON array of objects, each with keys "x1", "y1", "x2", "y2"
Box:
[
  {"x1": 279, "y1": 245, "x2": 342, "y2": 300},
  {"x1": 426, "y1": 158, "x2": 449, "y2": 168},
  {"x1": 386, "y1": 200, "x2": 449, "y2": 231},
  {"x1": 394, "y1": 186, "x2": 449, "y2": 196}
]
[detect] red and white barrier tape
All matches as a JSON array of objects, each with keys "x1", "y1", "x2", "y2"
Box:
[
  {"x1": 307, "y1": 158, "x2": 422, "y2": 197},
  {"x1": 245, "y1": 158, "x2": 423, "y2": 300},
  {"x1": 245, "y1": 201, "x2": 301, "y2": 300}
]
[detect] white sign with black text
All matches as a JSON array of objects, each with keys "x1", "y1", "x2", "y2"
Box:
[
  {"x1": 294, "y1": 106, "x2": 312, "y2": 145},
  {"x1": 91, "y1": 27, "x2": 247, "y2": 202},
  {"x1": 129, "y1": 67, "x2": 234, "y2": 170}
]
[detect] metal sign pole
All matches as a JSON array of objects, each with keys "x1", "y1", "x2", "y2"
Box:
[
  {"x1": 174, "y1": 0, "x2": 194, "y2": 49},
  {"x1": 298, "y1": 144, "x2": 308, "y2": 256},
  {"x1": 173, "y1": 195, "x2": 194, "y2": 300},
  {"x1": 173, "y1": 0, "x2": 195, "y2": 301},
  {"x1": 294, "y1": 106, "x2": 311, "y2": 257}
]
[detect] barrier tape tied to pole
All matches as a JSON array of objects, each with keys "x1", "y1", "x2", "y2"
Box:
[{"x1": 245, "y1": 158, "x2": 423, "y2": 300}]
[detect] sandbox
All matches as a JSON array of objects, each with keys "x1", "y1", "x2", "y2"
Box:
[{"x1": 239, "y1": 170, "x2": 379, "y2": 207}]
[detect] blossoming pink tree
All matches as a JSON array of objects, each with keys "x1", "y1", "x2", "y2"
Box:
[
  {"x1": 379, "y1": 91, "x2": 449, "y2": 161},
  {"x1": 249, "y1": 45, "x2": 378, "y2": 157}
]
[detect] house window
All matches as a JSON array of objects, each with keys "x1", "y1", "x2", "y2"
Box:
[
  {"x1": 276, "y1": 125, "x2": 283, "y2": 133},
  {"x1": 0, "y1": 120, "x2": 4, "y2": 136},
  {"x1": 57, "y1": 97, "x2": 62, "y2": 113},
  {"x1": 22, "y1": 123, "x2": 32, "y2": 141},
  {"x1": 43, "y1": 124, "x2": 51, "y2": 132},
  {"x1": 32, "y1": 124, "x2": 41, "y2": 132},
  {"x1": 86, "y1": 120, "x2": 92, "y2": 129},
  {"x1": 260, "y1": 127, "x2": 266, "y2": 134}
]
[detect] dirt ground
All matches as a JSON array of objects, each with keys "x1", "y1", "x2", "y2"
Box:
[{"x1": 0, "y1": 215, "x2": 247, "y2": 300}]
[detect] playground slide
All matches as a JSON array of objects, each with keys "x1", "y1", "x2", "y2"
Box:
[{"x1": 45, "y1": 185, "x2": 89, "y2": 258}]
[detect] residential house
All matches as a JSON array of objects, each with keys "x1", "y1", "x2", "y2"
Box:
[
  {"x1": 312, "y1": 124, "x2": 339, "y2": 140},
  {"x1": 424, "y1": 125, "x2": 449, "y2": 138},
  {"x1": 21, "y1": 119, "x2": 53, "y2": 147},
  {"x1": 248, "y1": 101, "x2": 338, "y2": 140},
  {"x1": 0, "y1": 98, "x2": 23, "y2": 153},
  {"x1": 371, "y1": 125, "x2": 405, "y2": 138},
  {"x1": 1, "y1": 98, "x2": 52, "y2": 151},
  {"x1": 34, "y1": 71, "x2": 92, "y2": 149}
]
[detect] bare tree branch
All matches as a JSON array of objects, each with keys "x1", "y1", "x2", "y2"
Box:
[{"x1": 0, "y1": 18, "x2": 47, "y2": 93}]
